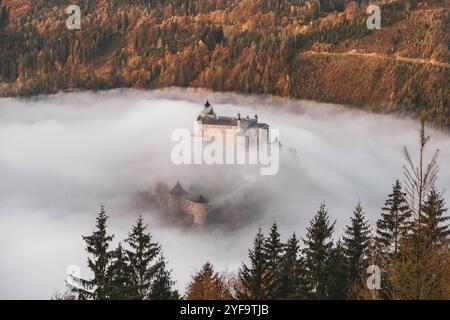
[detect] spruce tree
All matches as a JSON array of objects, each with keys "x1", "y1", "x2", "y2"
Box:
[
  {"x1": 263, "y1": 222, "x2": 284, "y2": 298},
  {"x1": 326, "y1": 240, "x2": 349, "y2": 300},
  {"x1": 70, "y1": 205, "x2": 114, "y2": 300},
  {"x1": 376, "y1": 180, "x2": 411, "y2": 256},
  {"x1": 149, "y1": 254, "x2": 179, "y2": 300},
  {"x1": 343, "y1": 201, "x2": 371, "y2": 284},
  {"x1": 237, "y1": 227, "x2": 271, "y2": 299},
  {"x1": 421, "y1": 187, "x2": 450, "y2": 248},
  {"x1": 278, "y1": 233, "x2": 305, "y2": 299},
  {"x1": 126, "y1": 215, "x2": 160, "y2": 299},
  {"x1": 185, "y1": 262, "x2": 232, "y2": 300},
  {"x1": 107, "y1": 243, "x2": 135, "y2": 299},
  {"x1": 302, "y1": 202, "x2": 335, "y2": 299}
]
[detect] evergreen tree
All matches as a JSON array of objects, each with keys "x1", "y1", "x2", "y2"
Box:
[
  {"x1": 126, "y1": 215, "x2": 161, "y2": 299},
  {"x1": 70, "y1": 205, "x2": 114, "y2": 300},
  {"x1": 347, "y1": 238, "x2": 386, "y2": 300},
  {"x1": 343, "y1": 201, "x2": 371, "y2": 284},
  {"x1": 149, "y1": 254, "x2": 179, "y2": 300},
  {"x1": 421, "y1": 187, "x2": 450, "y2": 248},
  {"x1": 185, "y1": 262, "x2": 232, "y2": 300},
  {"x1": 107, "y1": 243, "x2": 135, "y2": 299},
  {"x1": 263, "y1": 222, "x2": 284, "y2": 298},
  {"x1": 302, "y1": 202, "x2": 335, "y2": 299},
  {"x1": 278, "y1": 233, "x2": 306, "y2": 299},
  {"x1": 326, "y1": 240, "x2": 349, "y2": 300},
  {"x1": 237, "y1": 227, "x2": 271, "y2": 299},
  {"x1": 376, "y1": 180, "x2": 412, "y2": 256}
]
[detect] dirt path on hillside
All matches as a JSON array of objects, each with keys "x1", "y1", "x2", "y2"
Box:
[{"x1": 300, "y1": 50, "x2": 450, "y2": 68}]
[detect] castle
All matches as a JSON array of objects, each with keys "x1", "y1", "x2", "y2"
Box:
[
  {"x1": 168, "y1": 181, "x2": 209, "y2": 225},
  {"x1": 194, "y1": 100, "x2": 270, "y2": 148},
  {"x1": 166, "y1": 102, "x2": 273, "y2": 224}
]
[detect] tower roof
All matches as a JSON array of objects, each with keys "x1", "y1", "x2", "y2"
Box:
[
  {"x1": 169, "y1": 181, "x2": 188, "y2": 196},
  {"x1": 194, "y1": 195, "x2": 208, "y2": 203},
  {"x1": 200, "y1": 100, "x2": 215, "y2": 115}
]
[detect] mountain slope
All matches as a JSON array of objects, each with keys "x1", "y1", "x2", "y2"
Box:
[{"x1": 0, "y1": 0, "x2": 448, "y2": 127}]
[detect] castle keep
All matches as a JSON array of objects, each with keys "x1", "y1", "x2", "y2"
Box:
[{"x1": 194, "y1": 100, "x2": 270, "y2": 149}]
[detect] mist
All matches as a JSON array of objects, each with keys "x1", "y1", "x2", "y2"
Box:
[{"x1": 0, "y1": 88, "x2": 449, "y2": 299}]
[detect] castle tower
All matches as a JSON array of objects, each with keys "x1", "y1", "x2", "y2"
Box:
[
  {"x1": 168, "y1": 181, "x2": 188, "y2": 210},
  {"x1": 184, "y1": 195, "x2": 209, "y2": 225},
  {"x1": 201, "y1": 100, "x2": 215, "y2": 116}
]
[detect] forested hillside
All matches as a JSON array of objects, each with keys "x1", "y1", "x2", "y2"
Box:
[{"x1": 0, "y1": 0, "x2": 449, "y2": 127}]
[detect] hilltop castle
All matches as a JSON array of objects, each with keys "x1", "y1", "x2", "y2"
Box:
[
  {"x1": 194, "y1": 100, "x2": 270, "y2": 148},
  {"x1": 164, "y1": 102, "x2": 275, "y2": 224}
]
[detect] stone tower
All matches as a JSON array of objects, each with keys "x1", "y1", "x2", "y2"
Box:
[
  {"x1": 184, "y1": 195, "x2": 209, "y2": 225},
  {"x1": 168, "y1": 181, "x2": 188, "y2": 210}
]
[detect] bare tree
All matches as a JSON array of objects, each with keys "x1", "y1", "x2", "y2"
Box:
[
  {"x1": 403, "y1": 117, "x2": 439, "y2": 221},
  {"x1": 402, "y1": 113, "x2": 439, "y2": 299}
]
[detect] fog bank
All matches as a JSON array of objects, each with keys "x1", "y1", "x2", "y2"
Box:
[{"x1": 0, "y1": 88, "x2": 449, "y2": 299}]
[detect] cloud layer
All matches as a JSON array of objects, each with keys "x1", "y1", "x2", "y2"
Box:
[{"x1": 0, "y1": 88, "x2": 449, "y2": 299}]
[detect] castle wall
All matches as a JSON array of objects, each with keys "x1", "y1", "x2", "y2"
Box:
[
  {"x1": 182, "y1": 200, "x2": 208, "y2": 224},
  {"x1": 200, "y1": 124, "x2": 238, "y2": 143}
]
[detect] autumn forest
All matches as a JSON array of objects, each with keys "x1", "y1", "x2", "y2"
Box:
[{"x1": 0, "y1": 0, "x2": 448, "y2": 127}]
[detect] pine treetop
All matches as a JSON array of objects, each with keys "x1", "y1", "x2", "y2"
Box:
[
  {"x1": 301, "y1": 202, "x2": 336, "y2": 299},
  {"x1": 125, "y1": 215, "x2": 161, "y2": 299},
  {"x1": 237, "y1": 227, "x2": 271, "y2": 299},
  {"x1": 71, "y1": 205, "x2": 114, "y2": 300},
  {"x1": 149, "y1": 254, "x2": 179, "y2": 300},
  {"x1": 421, "y1": 186, "x2": 450, "y2": 247},
  {"x1": 342, "y1": 201, "x2": 372, "y2": 286},
  {"x1": 302, "y1": 202, "x2": 335, "y2": 256},
  {"x1": 264, "y1": 222, "x2": 284, "y2": 271}
]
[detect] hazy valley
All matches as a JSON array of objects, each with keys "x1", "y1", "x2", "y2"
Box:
[{"x1": 1, "y1": 89, "x2": 449, "y2": 298}]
